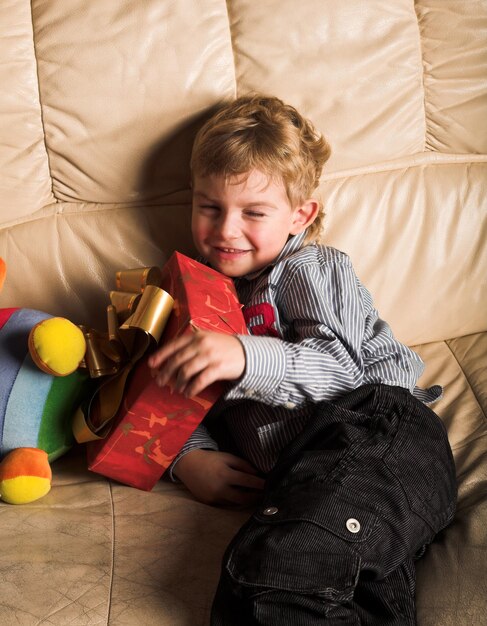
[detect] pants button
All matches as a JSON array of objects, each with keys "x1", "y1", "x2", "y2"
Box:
[
  {"x1": 263, "y1": 506, "x2": 279, "y2": 516},
  {"x1": 346, "y1": 518, "x2": 361, "y2": 533}
]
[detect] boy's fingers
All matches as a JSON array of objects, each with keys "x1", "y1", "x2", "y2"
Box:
[
  {"x1": 151, "y1": 342, "x2": 202, "y2": 388},
  {"x1": 162, "y1": 346, "x2": 203, "y2": 387},
  {"x1": 174, "y1": 351, "x2": 211, "y2": 385},
  {"x1": 236, "y1": 473, "x2": 266, "y2": 491},
  {"x1": 181, "y1": 367, "x2": 219, "y2": 397},
  {"x1": 148, "y1": 334, "x2": 195, "y2": 369},
  {"x1": 182, "y1": 356, "x2": 243, "y2": 397},
  {"x1": 223, "y1": 487, "x2": 263, "y2": 508},
  {"x1": 227, "y1": 467, "x2": 265, "y2": 491},
  {"x1": 226, "y1": 455, "x2": 261, "y2": 475}
]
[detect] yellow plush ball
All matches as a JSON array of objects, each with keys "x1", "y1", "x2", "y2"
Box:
[
  {"x1": 29, "y1": 317, "x2": 86, "y2": 376},
  {"x1": 0, "y1": 448, "x2": 52, "y2": 505}
]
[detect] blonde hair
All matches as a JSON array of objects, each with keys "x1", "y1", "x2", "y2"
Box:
[{"x1": 190, "y1": 94, "x2": 331, "y2": 240}]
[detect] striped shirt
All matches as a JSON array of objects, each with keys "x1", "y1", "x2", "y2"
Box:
[{"x1": 170, "y1": 231, "x2": 441, "y2": 476}]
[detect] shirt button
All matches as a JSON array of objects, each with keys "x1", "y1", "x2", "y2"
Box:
[
  {"x1": 263, "y1": 506, "x2": 279, "y2": 516},
  {"x1": 346, "y1": 518, "x2": 361, "y2": 533},
  {"x1": 284, "y1": 401, "x2": 296, "y2": 409},
  {"x1": 244, "y1": 389, "x2": 255, "y2": 398}
]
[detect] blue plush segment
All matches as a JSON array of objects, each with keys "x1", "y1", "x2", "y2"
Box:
[
  {"x1": 0, "y1": 308, "x2": 52, "y2": 454},
  {"x1": 2, "y1": 352, "x2": 54, "y2": 456}
]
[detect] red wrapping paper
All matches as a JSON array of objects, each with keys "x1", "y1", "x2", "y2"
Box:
[{"x1": 86, "y1": 252, "x2": 247, "y2": 490}]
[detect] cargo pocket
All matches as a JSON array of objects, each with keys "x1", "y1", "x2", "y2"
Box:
[
  {"x1": 225, "y1": 486, "x2": 379, "y2": 603},
  {"x1": 227, "y1": 539, "x2": 360, "y2": 599}
]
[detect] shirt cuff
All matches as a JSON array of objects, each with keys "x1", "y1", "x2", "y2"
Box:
[
  {"x1": 225, "y1": 335, "x2": 287, "y2": 404},
  {"x1": 167, "y1": 425, "x2": 219, "y2": 482}
]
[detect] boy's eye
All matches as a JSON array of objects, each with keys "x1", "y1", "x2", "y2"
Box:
[
  {"x1": 199, "y1": 204, "x2": 220, "y2": 213},
  {"x1": 245, "y1": 210, "x2": 266, "y2": 218}
]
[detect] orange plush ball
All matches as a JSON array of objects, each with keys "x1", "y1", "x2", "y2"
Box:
[{"x1": 0, "y1": 448, "x2": 52, "y2": 504}]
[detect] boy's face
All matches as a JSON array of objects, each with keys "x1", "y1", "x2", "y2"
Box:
[{"x1": 192, "y1": 169, "x2": 316, "y2": 277}]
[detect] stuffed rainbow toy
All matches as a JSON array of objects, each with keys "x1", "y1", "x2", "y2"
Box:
[
  {"x1": 0, "y1": 307, "x2": 87, "y2": 460},
  {"x1": 0, "y1": 258, "x2": 88, "y2": 504}
]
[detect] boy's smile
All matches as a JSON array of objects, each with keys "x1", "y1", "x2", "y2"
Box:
[{"x1": 191, "y1": 169, "x2": 317, "y2": 277}]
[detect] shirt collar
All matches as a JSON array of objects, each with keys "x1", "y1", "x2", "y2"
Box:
[{"x1": 237, "y1": 229, "x2": 309, "y2": 282}]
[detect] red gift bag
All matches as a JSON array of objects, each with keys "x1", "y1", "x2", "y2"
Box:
[{"x1": 86, "y1": 253, "x2": 247, "y2": 490}]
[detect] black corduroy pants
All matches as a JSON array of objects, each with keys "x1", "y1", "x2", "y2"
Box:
[{"x1": 211, "y1": 384, "x2": 457, "y2": 625}]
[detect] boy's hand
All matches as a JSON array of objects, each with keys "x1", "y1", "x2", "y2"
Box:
[
  {"x1": 148, "y1": 331, "x2": 245, "y2": 398},
  {"x1": 173, "y1": 449, "x2": 265, "y2": 507}
]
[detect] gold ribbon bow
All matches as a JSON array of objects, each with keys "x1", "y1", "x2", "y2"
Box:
[{"x1": 72, "y1": 267, "x2": 174, "y2": 443}]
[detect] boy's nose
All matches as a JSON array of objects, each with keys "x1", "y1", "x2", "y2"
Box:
[{"x1": 217, "y1": 214, "x2": 240, "y2": 239}]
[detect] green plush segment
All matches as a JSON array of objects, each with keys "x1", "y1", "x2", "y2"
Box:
[{"x1": 37, "y1": 370, "x2": 89, "y2": 462}]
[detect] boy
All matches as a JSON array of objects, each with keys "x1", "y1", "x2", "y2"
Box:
[{"x1": 148, "y1": 95, "x2": 456, "y2": 624}]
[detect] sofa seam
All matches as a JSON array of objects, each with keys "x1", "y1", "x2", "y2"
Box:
[
  {"x1": 319, "y1": 153, "x2": 487, "y2": 182},
  {"x1": 223, "y1": 0, "x2": 238, "y2": 99},
  {"x1": 413, "y1": 0, "x2": 428, "y2": 153},
  {"x1": 1, "y1": 153, "x2": 486, "y2": 232},
  {"x1": 444, "y1": 339, "x2": 487, "y2": 423},
  {"x1": 0, "y1": 199, "x2": 193, "y2": 231},
  {"x1": 29, "y1": 2, "x2": 56, "y2": 202},
  {"x1": 106, "y1": 480, "x2": 115, "y2": 625}
]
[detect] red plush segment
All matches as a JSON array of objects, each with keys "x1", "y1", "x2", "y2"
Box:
[
  {"x1": 0, "y1": 308, "x2": 18, "y2": 331},
  {"x1": 0, "y1": 258, "x2": 5, "y2": 291},
  {"x1": 0, "y1": 448, "x2": 51, "y2": 480}
]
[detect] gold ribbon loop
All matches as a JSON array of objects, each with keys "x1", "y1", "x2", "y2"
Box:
[
  {"x1": 107, "y1": 305, "x2": 120, "y2": 344},
  {"x1": 84, "y1": 329, "x2": 120, "y2": 377},
  {"x1": 73, "y1": 267, "x2": 174, "y2": 444},
  {"x1": 109, "y1": 291, "x2": 142, "y2": 322},
  {"x1": 120, "y1": 285, "x2": 173, "y2": 344},
  {"x1": 116, "y1": 266, "x2": 162, "y2": 292}
]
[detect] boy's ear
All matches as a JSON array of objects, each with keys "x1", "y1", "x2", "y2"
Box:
[{"x1": 290, "y1": 199, "x2": 320, "y2": 235}]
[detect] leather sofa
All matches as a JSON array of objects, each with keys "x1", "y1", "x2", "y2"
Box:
[{"x1": 1, "y1": 1, "x2": 485, "y2": 624}]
